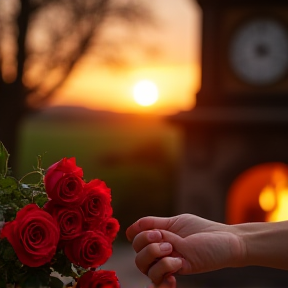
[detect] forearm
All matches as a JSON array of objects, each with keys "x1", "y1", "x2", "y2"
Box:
[{"x1": 234, "y1": 221, "x2": 288, "y2": 270}]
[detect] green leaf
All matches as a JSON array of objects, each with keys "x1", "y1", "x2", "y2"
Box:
[
  {"x1": 50, "y1": 276, "x2": 64, "y2": 288},
  {"x1": 2, "y1": 244, "x2": 16, "y2": 261},
  {"x1": 0, "y1": 239, "x2": 22, "y2": 286},
  {"x1": 0, "y1": 210, "x2": 4, "y2": 222},
  {"x1": 51, "y1": 250, "x2": 75, "y2": 277},
  {"x1": 33, "y1": 192, "x2": 48, "y2": 208},
  {"x1": 19, "y1": 266, "x2": 51, "y2": 288},
  {"x1": 0, "y1": 176, "x2": 19, "y2": 193},
  {"x1": 21, "y1": 275, "x2": 44, "y2": 288},
  {"x1": 0, "y1": 142, "x2": 9, "y2": 178},
  {"x1": 0, "y1": 238, "x2": 17, "y2": 261},
  {"x1": 0, "y1": 176, "x2": 21, "y2": 220}
]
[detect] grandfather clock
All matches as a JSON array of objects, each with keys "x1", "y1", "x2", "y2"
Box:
[
  {"x1": 170, "y1": 0, "x2": 288, "y2": 287},
  {"x1": 198, "y1": 0, "x2": 288, "y2": 107}
]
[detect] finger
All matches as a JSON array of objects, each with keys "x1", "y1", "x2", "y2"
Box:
[
  {"x1": 148, "y1": 257, "x2": 183, "y2": 285},
  {"x1": 160, "y1": 230, "x2": 192, "y2": 275},
  {"x1": 147, "y1": 275, "x2": 176, "y2": 288},
  {"x1": 132, "y1": 229, "x2": 188, "y2": 273},
  {"x1": 135, "y1": 242, "x2": 173, "y2": 275},
  {"x1": 132, "y1": 230, "x2": 162, "y2": 253},
  {"x1": 126, "y1": 216, "x2": 176, "y2": 242}
]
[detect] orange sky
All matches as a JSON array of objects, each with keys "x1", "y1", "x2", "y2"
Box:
[{"x1": 50, "y1": 0, "x2": 202, "y2": 115}]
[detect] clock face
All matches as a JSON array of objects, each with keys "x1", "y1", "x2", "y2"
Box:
[{"x1": 229, "y1": 18, "x2": 288, "y2": 86}]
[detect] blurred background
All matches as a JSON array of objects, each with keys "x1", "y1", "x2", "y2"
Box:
[
  {"x1": 0, "y1": 0, "x2": 201, "y2": 235},
  {"x1": 0, "y1": 0, "x2": 200, "y2": 287},
  {"x1": 2, "y1": 0, "x2": 288, "y2": 287}
]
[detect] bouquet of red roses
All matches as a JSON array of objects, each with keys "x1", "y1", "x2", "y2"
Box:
[{"x1": 0, "y1": 142, "x2": 120, "y2": 288}]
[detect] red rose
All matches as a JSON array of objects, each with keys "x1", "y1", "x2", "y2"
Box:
[
  {"x1": 101, "y1": 217, "x2": 120, "y2": 243},
  {"x1": 64, "y1": 230, "x2": 112, "y2": 269},
  {"x1": 82, "y1": 179, "x2": 112, "y2": 223},
  {"x1": 44, "y1": 158, "x2": 85, "y2": 205},
  {"x1": 0, "y1": 204, "x2": 60, "y2": 267},
  {"x1": 76, "y1": 270, "x2": 120, "y2": 288},
  {"x1": 44, "y1": 200, "x2": 84, "y2": 241}
]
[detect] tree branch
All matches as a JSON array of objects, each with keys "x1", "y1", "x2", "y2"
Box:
[
  {"x1": 28, "y1": 0, "x2": 110, "y2": 106},
  {"x1": 23, "y1": 0, "x2": 154, "y2": 108}
]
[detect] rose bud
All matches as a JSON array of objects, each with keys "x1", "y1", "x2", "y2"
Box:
[
  {"x1": 0, "y1": 204, "x2": 60, "y2": 267},
  {"x1": 44, "y1": 157, "x2": 85, "y2": 205},
  {"x1": 64, "y1": 230, "x2": 112, "y2": 269},
  {"x1": 100, "y1": 217, "x2": 120, "y2": 243},
  {"x1": 76, "y1": 270, "x2": 120, "y2": 288}
]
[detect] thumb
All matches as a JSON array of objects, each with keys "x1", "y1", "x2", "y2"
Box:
[{"x1": 126, "y1": 216, "x2": 173, "y2": 242}]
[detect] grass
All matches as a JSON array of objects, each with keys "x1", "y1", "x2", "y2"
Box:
[{"x1": 17, "y1": 109, "x2": 183, "y2": 241}]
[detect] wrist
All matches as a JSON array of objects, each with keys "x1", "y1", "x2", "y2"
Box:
[{"x1": 233, "y1": 221, "x2": 288, "y2": 270}]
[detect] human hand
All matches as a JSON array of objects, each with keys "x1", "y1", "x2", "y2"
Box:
[{"x1": 126, "y1": 214, "x2": 245, "y2": 285}]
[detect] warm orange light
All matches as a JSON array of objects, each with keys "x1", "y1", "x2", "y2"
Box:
[
  {"x1": 259, "y1": 169, "x2": 288, "y2": 222},
  {"x1": 51, "y1": 63, "x2": 200, "y2": 115},
  {"x1": 268, "y1": 188, "x2": 288, "y2": 222},
  {"x1": 133, "y1": 80, "x2": 159, "y2": 107},
  {"x1": 226, "y1": 163, "x2": 288, "y2": 224},
  {"x1": 259, "y1": 185, "x2": 276, "y2": 212}
]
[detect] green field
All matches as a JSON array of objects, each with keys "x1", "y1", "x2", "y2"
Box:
[{"x1": 17, "y1": 107, "x2": 183, "y2": 241}]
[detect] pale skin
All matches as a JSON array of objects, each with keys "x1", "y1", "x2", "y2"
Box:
[{"x1": 126, "y1": 214, "x2": 288, "y2": 288}]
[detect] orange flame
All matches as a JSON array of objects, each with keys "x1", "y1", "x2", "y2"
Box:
[{"x1": 259, "y1": 169, "x2": 288, "y2": 222}]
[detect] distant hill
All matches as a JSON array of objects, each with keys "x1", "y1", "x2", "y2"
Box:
[{"x1": 27, "y1": 105, "x2": 163, "y2": 125}]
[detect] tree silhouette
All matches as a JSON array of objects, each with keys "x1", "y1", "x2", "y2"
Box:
[{"x1": 0, "y1": 0, "x2": 152, "y2": 168}]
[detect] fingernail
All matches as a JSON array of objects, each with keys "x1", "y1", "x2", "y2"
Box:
[
  {"x1": 173, "y1": 257, "x2": 183, "y2": 267},
  {"x1": 160, "y1": 242, "x2": 172, "y2": 251},
  {"x1": 148, "y1": 230, "x2": 162, "y2": 241}
]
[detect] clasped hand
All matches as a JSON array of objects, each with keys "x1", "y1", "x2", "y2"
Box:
[{"x1": 126, "y1": 214, "x2": 245, "y2": 287}]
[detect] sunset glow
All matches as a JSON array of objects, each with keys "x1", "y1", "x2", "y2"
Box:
[
  {"x1": 51, "y1": 64, "x2": 200, "y2": 115},
  {"x1": 133, "y1": 80, "x2": 159, "y2": 107},
  {"x1": 40, "y1": 0, "x2": 201, "y2": 115}
]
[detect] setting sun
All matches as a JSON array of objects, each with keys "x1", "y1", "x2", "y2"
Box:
[{"x1": 133, "y1": 80, "x2": 159, "y2": 107}]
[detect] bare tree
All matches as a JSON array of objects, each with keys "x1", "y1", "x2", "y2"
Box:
[{"x1": 0, "y1": 0, "x2": 153, "y2": 168}]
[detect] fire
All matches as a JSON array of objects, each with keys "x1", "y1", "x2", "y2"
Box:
[
  {"x1": 259, "y1": 186, "x2": 276, "y2": 212},
  {"x1": 259, "y1": 169, "x2": 288, "y2": 222}
]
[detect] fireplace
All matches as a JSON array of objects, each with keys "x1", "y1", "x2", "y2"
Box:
[
  {"x1": 169, "y1": 108, "x2": 288, "y2": 287},
  {"x1": 227, "y1": 162, "x2": 288, "y2": 224}
]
